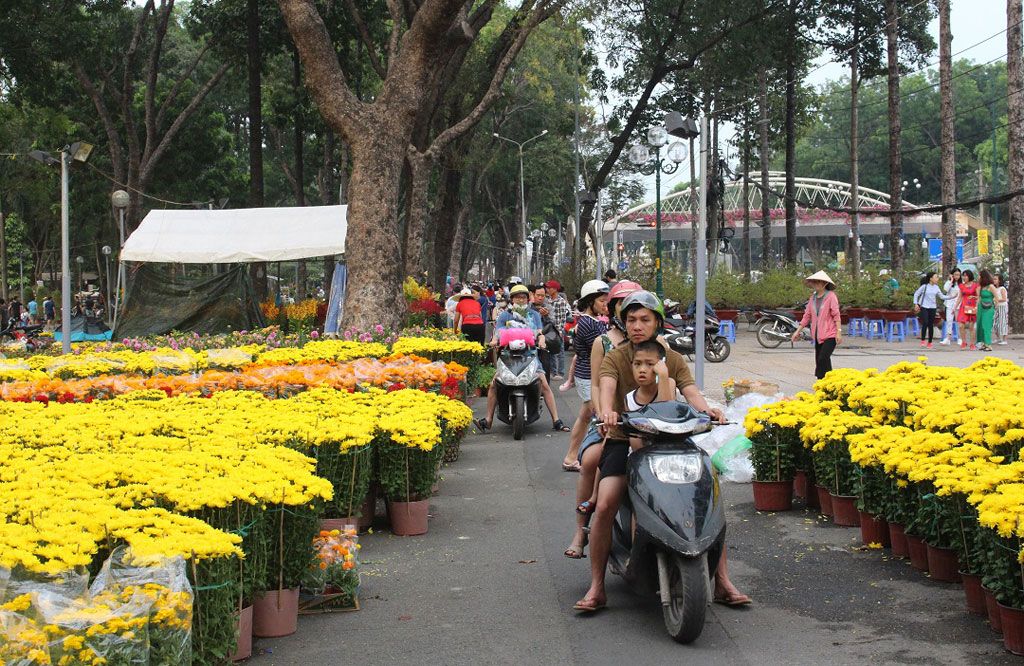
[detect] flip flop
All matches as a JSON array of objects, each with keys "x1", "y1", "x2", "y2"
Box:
[
  {"x1": 573, "y1": 598, "x2": 607, "y2": 612},
  {"x1": 475, "y1": 418, "x2": 490, "y2": 433},
  {"x1": 576, "y1": 500, "x2": 595, "y2": 515},
  {"x1": 563, "y1": 544, "x2": 587, "y2": 559},
  {"x1": 552, "y1": 419, "x2": 570, "y2": 432},
  {"x1": 562, "y1": 461, "x2": 581, "y2": 472},
  {"x1": 713, "y1": 593, "x2": 752, "y2": 607}
]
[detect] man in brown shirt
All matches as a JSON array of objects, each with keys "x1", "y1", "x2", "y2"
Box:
[{"x1": 573, "y1": 291, "x2": 749, "y2": 612}]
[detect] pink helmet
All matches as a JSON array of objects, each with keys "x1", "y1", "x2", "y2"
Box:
[{"x1": 608, "y1": 280, "x2": 642, "y2": 301}]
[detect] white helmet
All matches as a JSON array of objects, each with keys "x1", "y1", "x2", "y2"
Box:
[
  {"x1": 580, "y1": 279, "x2": 610, "y2": 299},
  {"x1": 509, "y1": 275, "x2": 523, "y2": 285}
]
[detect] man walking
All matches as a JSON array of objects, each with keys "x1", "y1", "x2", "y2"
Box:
[{"x1": 545, "y1": 280, "x2": 571, "y2": 380}]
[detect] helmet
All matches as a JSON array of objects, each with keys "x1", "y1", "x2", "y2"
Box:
[
  {"x1": 509, "y1": 275, "x2": 523, "y2": 285},
  {"x1": 618, "y1": 290, "x2": 665, "y2": 324},
  {"x1": 608, "y1": 280, "x2": 642, "y2": 302},
  {"x1": 509, "y1": 284, "x2": 531, "y2": 298},
  {"x1": 580, "y1": 279, "x2": 610, "y2": 299}
]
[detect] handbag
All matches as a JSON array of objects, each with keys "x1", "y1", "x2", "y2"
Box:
[{"x1": 963, "y1": 296, "x2": 977, "y2": 316}]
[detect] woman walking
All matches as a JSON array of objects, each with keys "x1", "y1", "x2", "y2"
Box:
[
  {"x1": 994, "y1": 274, "x2": 1010, "y2": 345},
  {"x1": 976, "y1": 270, "x2": 1004, "y2": 352},
  {"x1": 453, "y1": 286, "x2": 486, "y2": 345},
  {"x1": 940, "y1": 268, "x2": 962, "y2": 345},
  {"x1": 561, "y1": 280, "x2": 610, "y2": 472},
  {"x1": 791, "y1": 270, "x2": 842, "y2": 380},
  {"x1": 957, "y1": 270, "x2": 979, "y2": 350},
  {"x1": 913, "y1": 272, "x2": 956, "y2": 348}
]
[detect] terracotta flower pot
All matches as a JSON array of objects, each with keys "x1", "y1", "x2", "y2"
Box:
[
  {"x1": 858, "y1": 511, "x2": 890, "y2": 547},
  {"x1": 752, "y1": 479, "x2": 794, "y2": 512},
  {"x1": 984, "y1": 586, "x2": 1004, "y2": 634},
  {"x1": 388, "y1": 499, "x2": 429, "y2": 536},
  {"x1": 925, "y1": 544, "x2": 961, "y2": 583},
  {"x1": 715, "y1": 309, "x2": 739, "y2": 322},
  {"x1": 230, "y1": 605, "x2": 253, "y2": 661},
  {"x1": 793, "y1": 470, "x2": 808, "y2": 499},
  {"x1": 320, "y1": 518, "x2": 356, "y2": 533},
  {"x1": 888, "y1": 522, "x2": 909, "y2": 558},
  {"x1": 883, "y1": 310, "x2": 909, "y2": 323},
  {"x1": 905, "y1": 534, "x2": 929, "y2": 572},
  {"x1": 840, "y1": 313, "x2": 851, "y2": 324},
  {"x1": 960, "y1": 571, "x2": 987, "y2": 616},
  {"x1": 804, "y1": 481, "x2": 820, "y2": 510},
  {"x1": 815, "y1": 485, "x2": 833, "y2": 516},
  {"x1": 1000, "y1": 603, "x2": 1024, "y2": 654},
  {"x1": 252, "y1": 588, "x2": 299, "y2": 638},
  {"x1": 360, "y1": 490, "x2": 376, "y2": 530},
  {"x1": 830, "y1": 493, "x2": 859, "y2": 527}
]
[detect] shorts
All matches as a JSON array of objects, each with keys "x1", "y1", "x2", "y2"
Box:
[
  {"x1": 575, "y1": 377, "x2": 592, "y2": 402},
  {"x1": 577, "y1": 424, "x2": 603, "y2": 463},
  {"x1": 598, "y1": 440, "x2": 631, "y2": 477}
]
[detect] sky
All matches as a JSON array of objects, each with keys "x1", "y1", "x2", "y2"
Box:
[{"x1": 636, "y1": 0, "x2": 1012, "y2": 204}]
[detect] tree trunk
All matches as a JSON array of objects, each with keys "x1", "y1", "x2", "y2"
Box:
[
  {"x1": 759, "y1": 66, "x2": 772, "y2": 272},
  {"x1": 403, "y1": 150, "x2": 433, "y2": 278},
  {"x1": 1008, "y1": 0, "x2": 1024, "y2": 332},
  {"x1": 939, "y1": 0, "x2": 957, "y2": 278},
  {"x1": 322, "y1": 131, "x2": 339, "y2": 295},
  {"x1": 783, "y1": 0, "x2": 798, "y2": 267},
  {"x1": 431, "y1": 152, "x2": 466, "y2": 286},
  {"x1": 886, "y1": 0, "x2": 904, "y2": 273},
  {"x1": 850, "y1": 37, "x2": 861, "y2": 277},
  {"x1": 0, "y1": 190, "x2": 7, "y2": 300},
  {"x1": 293, "y1": 47, "x2": 308, "y2": 299},
  {"x1": 449, "y1": 205, "x2": 469, "y2": 279},
  {"x1": 248, "y1": 0, "x2": 267, "y2": 303},
  {"x1": 743, "y1": 128, "x2": 751, "y2": 279}
]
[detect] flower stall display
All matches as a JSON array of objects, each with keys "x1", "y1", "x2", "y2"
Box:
[{"x1": 298, "y1": 528, "x2": 361, "y2": 613}]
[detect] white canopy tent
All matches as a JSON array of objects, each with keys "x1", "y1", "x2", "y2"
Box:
[{"x1": 121, "y1": 205, "x2": 347, "y2": 263}]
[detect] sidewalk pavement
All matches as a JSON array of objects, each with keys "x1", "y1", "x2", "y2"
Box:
[{"x1": 253, "y1": 333, "x2": 1021, "y2": 666}]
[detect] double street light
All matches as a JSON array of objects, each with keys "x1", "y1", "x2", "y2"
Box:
[{"x1": 494, "y1": 129, "x2": 548, "y2": 280}]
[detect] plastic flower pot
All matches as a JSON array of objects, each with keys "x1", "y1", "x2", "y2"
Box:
[
  {"x1": 1000, "y1": 603, "x2": 1024, "y2": 654},
  {"x1": 793, "y1": 470, "x2": 807, "y2": 499},
  {"x1": 960, "y1": 571, "x2": 986, "y2": 616},
  {"x1": 804, "y1": 481, "x2": 820, "y2": 510},
  {"x1": 752, "y1": 479, "x2": 794, "y2": 512},
  {"x1": 387, "y1": 499, "x2": 429, "y2": 536},
  {"x1": 815, "y1": 485, "x2": 833, "y2": 516},
  {"x1": 829, "y1": 493, "x2": 859, "y2": 527},
  {"x1": 888, "y1": 522, "x2": 909, "y2": 558},
  {"x1": 253, "y1": 588, "x2": 299, "y2": 638},
  {"x1": 905, "y1": 534, "x2": 929, "y2": 572},
  {"x1": 229, "y1": 605, "x2": 253, "y2": 661},
  {"x1": 925, "y1": 544, "x2": 961, "y2": 583},
  {"x1": 858, "y1": 511, "x2": 890, "y2": 547},
  {"x1": 984, "y1": 586, "x2": 1003, "y2": 634}
]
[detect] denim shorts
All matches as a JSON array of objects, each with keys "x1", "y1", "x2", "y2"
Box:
[
  {"x1": 575, "y1": 377, "x2": 592, "y2": 402},
  {"x1": 577, "y1": 424, "x2": 603, "y2": 463}
]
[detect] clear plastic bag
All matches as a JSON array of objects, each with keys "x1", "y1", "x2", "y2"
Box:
[
  {"x1": 35, "y1": 585, "x2": 151, "y2": 666},
  {"x1": 301, "y1": 527, "x2": 360, "y2": 596}
]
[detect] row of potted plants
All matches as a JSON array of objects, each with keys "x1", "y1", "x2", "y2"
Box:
[{"x1": 745, "y1": 357, "x2": 1024, "y2": 656}]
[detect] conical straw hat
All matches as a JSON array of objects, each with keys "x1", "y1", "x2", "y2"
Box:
[{"x1": 803, "y1": 270, "x2": 835, "y2": 288}]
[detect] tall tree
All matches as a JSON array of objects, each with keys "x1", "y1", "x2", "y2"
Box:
[
  {"x1": 1008, "y1": 0, "x2": 1024, "y2": 332},
  {"x1": 938, "y1": 0, "x2": 956, "y2": 277},
  {"x1": 759, "y1": 66, "x2": 773, "y2": 272}
]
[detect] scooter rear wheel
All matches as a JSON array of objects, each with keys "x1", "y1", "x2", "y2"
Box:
[
  {"x1": 662, "y1": 552, "x2": 708, "y2": 644},
  {"x1": 704, "y1": 337, "x2": 730, "y2": 363},
  {"x1": 511, "y1": 395, "x2": 525, "y2": 440},
  {"x1": 755, "y1": 321, "x2": 785, "y2": 349}
]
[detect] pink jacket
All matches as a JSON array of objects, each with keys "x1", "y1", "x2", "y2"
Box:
[{"x1": 799, "y1": 291, "x2": 841, "y2": 342}]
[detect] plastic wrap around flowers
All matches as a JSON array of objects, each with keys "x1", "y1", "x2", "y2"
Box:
[{"x1": 301, "y1": 528, "x2": 360, "y2": 596}]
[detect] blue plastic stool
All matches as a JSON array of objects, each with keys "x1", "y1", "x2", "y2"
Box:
[
  {"x1": 850, "y1": 318, "x2": 868, "y2": 337},
  {"x1": 866, "y1": 319, "x2": 887, "y2": 340},
  {"x1": 905, "y1": 317, "x2": 920, "y2": 336},
  {"x1": 887, "y1": 320, "x2": 906, "y2": 342},
  {"x1": 718, "y1": 320, "x2": 736, "y2": 342},
  {"x1": 942, "y1": 320, "x2": 959, "y2": 341}
]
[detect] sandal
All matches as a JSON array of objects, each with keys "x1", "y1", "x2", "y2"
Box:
[
  {"x1": 562, "y1": 460, "x2": 582, "y2": 472},
  {"x1": 475, "y1": 417, "x2": 490, "y2": 433},
  {"x1": 576, "y1": 500, "x2": 596, "y2": 515},
  {"x1": 564, "y1": 535, "x2": 588, "y2": 559},
  {"x1": 572, "y1": 597, "x2": 607, "y2": 612},
  {"x1": 552, "y1": 419, "x2": 570, "y2": 432}
]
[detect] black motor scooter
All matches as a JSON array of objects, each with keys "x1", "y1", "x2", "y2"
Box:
[
  {"x1": 492, "y1": 338, "x2": 544, "y2": 440},
  {"x1": 753, "y1": 309, "x2": 807, "y2": 348},
  {"x1": 607, "y1": 401, "x2": 726, "y2": 644},
  {"x1": 663, "y1": 314, "x2": 731, "y2": 363},
  {"x1": 0, "y1": 321, "x2": 44, "y2": 353}
]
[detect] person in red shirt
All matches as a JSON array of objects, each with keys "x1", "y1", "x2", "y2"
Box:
[{"x1": 454, "y1": 287, "x2": 486, "y2": 345}]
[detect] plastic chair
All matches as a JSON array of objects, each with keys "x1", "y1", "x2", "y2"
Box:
[
  {"x1": 866, "y1": 319, "x2": 887, "y2": 340},
  {"x1": 886, "y1": 320, "x2": 906, "y2": 342},
  {"x1": 850, "y1": 318, "x2": 868, "y2": 337},
  {"x1": 942, "y1": 320, "x2": 959, "y2": 341},
  {"x1": 718, "y1": 320, "x2": 736, "y2": 343},
  {"x1": 905, "y1": 317, "x2": 920, "y2": 336}
]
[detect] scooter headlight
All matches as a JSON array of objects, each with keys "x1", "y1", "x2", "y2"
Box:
[
  {"x1": 648, "y1": 453, "x2": 703, "y2": 484},
  {"x1": 496, "y1": 360, "x2": 537, "y2": 386},
  {"x1": 628, "y1": 417, "x2": 659, "y2": 435}
]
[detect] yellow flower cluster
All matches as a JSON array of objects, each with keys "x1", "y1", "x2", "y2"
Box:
[{"x1": 391, "y1": 337, "x2": 485, "y2": 358}]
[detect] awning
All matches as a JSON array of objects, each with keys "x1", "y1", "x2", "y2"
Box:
[{"x1": 120, "y1": 205, "x2": 347, "y2": 263}]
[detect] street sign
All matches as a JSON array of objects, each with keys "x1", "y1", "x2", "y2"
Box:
[
  {"x1": 978, "y1": 229, "x2": 989, "y2": 255},
  {"x1": 619, "y1": 261, "x2": 628, "y2": 271},
  {"x1": 928, "y1": 238, "x2": 965, "y2": 262}
]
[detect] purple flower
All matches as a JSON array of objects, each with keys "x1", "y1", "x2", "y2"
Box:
[{"x1": 310, "y1": 331, "x2": 320, "y2": 339}]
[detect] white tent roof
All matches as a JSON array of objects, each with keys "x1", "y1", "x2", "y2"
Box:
[{"x1": 120, "y1": 205, "x2": 347, "y2": 263}]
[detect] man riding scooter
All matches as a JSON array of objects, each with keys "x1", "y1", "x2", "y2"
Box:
[
  {"x1": 576, "y1": 290, "x2": 750, "y2": 613},
  {"x1": 476, "y1": 284, "x2": 571, "y2": 433}
]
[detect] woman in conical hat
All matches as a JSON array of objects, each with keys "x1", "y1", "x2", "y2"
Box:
[{"x1": 792, "y1": 270, "x2": 842, "y2": 381}]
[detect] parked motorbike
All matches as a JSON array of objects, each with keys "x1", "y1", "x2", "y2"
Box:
[
  {"x1": 663, "y1": 315, "x2": 731, "y2": 363},
  {"x1": 606, "y1": 401, "x2": 726, "y2": 644},
  {"x1": 493, "y1": 337, "x2": 543, "y2": 440},
  {"x1": 0, "y1": 321, "x2": 44, "y2": 353},
  {"x1": 753, "y1": 309, "x2": 807, "y2": 348}
]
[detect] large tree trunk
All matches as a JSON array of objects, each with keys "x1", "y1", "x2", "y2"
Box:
[
  {"x1": 248, "y1": 0, "x2": 267, "y2": 303},
  {"x1": 1008, "y1": 0, "x2": 1024, "y2": 332},
  {"x1": 431, "y1": 151, "x2": 466, "y2": 285},
  {"x1": 783, "y1": 2, "x2": 798, "y2": 267},
  {"x1": 849, "y1": 37, "x2": 861, "y2": 277},
  {"x1": 759, "y1": 66, "x2": 772, "y2": 272},
  {"x1": 0, "y1": 191, "x2": 7, "y2": 300},
  {"x1": 886, "y1": 0, "x2": 904, "y2": 273},
  {"x1": 939, "y1": 0, "x2": 957, "y2": 278},
  {"x1": 293, "y1": 47, "x2": 308, "y2": 298},
  {"x1": 403, "y1": 150, "x2": 433, "y2": 277}
]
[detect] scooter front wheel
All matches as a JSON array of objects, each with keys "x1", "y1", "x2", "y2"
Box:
[
  {"x1": 704, "y1": 336, "x2": 730, "y2": 363},
  {"x1": 755, "y1": 321, "x2": 785, "y2": 349},
  {"x1": 661, "y1": 552, "x2": 708, "y2": 644},
  {"x1": 511, "y1": 394, "x2": 525, "y2": 440}
]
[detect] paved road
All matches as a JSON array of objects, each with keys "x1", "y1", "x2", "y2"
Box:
[{"x1": 254, "y1": 334, "x2": 1022, "y2": 665}]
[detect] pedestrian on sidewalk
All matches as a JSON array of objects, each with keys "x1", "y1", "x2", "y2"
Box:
[
  {"x1": 994, "y1": 274, "x2": 1010, "y2": 345},
  {"x1": 561, "y1": 280, "x2": 608, "y2": 474},
  {"x1": 913, "y1": 272, "x2": 956, "y2": 348},
  {"x1": 975, "y1": 270, "x2": 1003, "y2": 352},
  {"x1": 453, "y1": 287, "x2": 486, "y2": 345},
  {"x1": 791, "y1": 271, "x2": 842, "y2": 381},
  {"x1": 956, "y1": 271, "x2": 979, "y2": 350},
  {"x1": 545, "y1": 280, "x2": 571, "y2": 380},
  {"x1": 940, "y1": 268, "x2": 962, "y2": 345}
]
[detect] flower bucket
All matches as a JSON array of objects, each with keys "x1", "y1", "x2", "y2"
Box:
[
  {"x1": 715, "y1": 309, "x2": 739, "y2": 322},
  {"x1": 360, "y1": 489, "x2": 376, "y2": 530},
  {"x1": 960, "y1": 571, "x2": 986, "y2": 616},
  {"x1": 888, "y1": 522, "x2": 909, "y2": 558},
  {"x1": 858, "y1": 511, "x2": 889, "y2": 547},
  {"x1": 253, "y1": 587, "x2": 300, "y2": 638},
  {"x1": 388, "y1": 499, "x2": 429, "y2": 536},
  {"x1": 230, "y1": 605, "x2": 253, "y2": 661},
  {"x1": 905, "y1": 534, "x2": 929, "y2": 572},
  {"x1": 320, "y1": 518, "x2": 354, "y2": 533},
  {"x1": 984, "y1": 586, "x2": 1003, "y2": 634},
  {"x1": 925, "y1": 544, "x2": 961, "y2": 583},
  {"x1": 815, "y1": 485, "x2": 833, "y2": 516},
  {"x1": 830, "y1": 493, "x2": 859, "y2": 527},
  {"x1": 793, "y1": 470, "x2": 808, "y2": 499},
  {"x1": 752, "y1": 479, "x2": 793, "y2": 512},
  {"x1": 804, "y1": 481, "x2": 820, "y2": 510},
  {"x1": 1000, "y1": 603, "x2": 1024, "y2": 654}
]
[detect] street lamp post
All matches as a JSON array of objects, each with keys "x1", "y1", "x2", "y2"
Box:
[
  {"x1": 111, "y1": 189, "x2": 130, "y2": 331},
  {"x1": 101, "y1": 245, "x2": 112, "y2": 322},
  {"x1": 18, "y1": 252, "x2": 24, "y2": 305},
  {"x1": 75, "y1": 255, "x2": 84, "y2": 293},
  {"x1": 627, "y1": 126, "x2": 688, "y2": 298},
  {"x1": 494, "y1": 130, "x2": 548, "y2": 280}
]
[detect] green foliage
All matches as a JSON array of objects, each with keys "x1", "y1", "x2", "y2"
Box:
[
  {"x1": 856, "y1": 465, "x2": 888, "y2": 515},
  {"x1": 316, "y1": 445, "x2": 373, "y2": 520},
  {"x1": 376, "y1": 445, "x2": 443, "y2": 503}
]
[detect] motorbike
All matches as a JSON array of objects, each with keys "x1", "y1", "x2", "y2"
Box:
[
  {"x1": 663, "y1": 314, "x2": 731, "y2": 363},
  {"x1": 493, "y1": 337, "x2": 544, "y2": 440},
  {"x1": 0, "y1": 320, "x2": 44, "y2": 353},
  {"x1": 606, "y1": 401, "x2": 726, "y2": 644},
  {"x1": 753, "y1": 309, "x2": 807, "y2": 348}
]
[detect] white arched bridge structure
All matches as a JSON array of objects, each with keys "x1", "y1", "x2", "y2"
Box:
[{"x1": 603, "y1": 171, "x2": 985, "y2": 245}]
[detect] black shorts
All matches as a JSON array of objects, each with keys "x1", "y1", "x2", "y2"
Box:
[
  {"x1": 461, "y1": 323, "x2": 486, "y2": 345},
  {"x1": 598, "y1": 440, "x2": 631, "y2": 477}
]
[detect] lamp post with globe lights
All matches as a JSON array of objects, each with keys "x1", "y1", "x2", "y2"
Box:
[
  {"x1": 101, "y1": 245, "x2": 112, "y2": 322},
  {"x1": 493, "y1": 130, "x2": 548, "y2": 278}
]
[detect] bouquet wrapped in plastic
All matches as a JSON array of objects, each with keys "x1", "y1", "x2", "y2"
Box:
[{"x1": 301, "y1": 528, "x2": 360, "y2": 596}]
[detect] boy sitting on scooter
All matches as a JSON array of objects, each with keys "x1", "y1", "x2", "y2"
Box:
[{"x1": 475, "y1": 284, "x2": 570, "y2": 433}]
